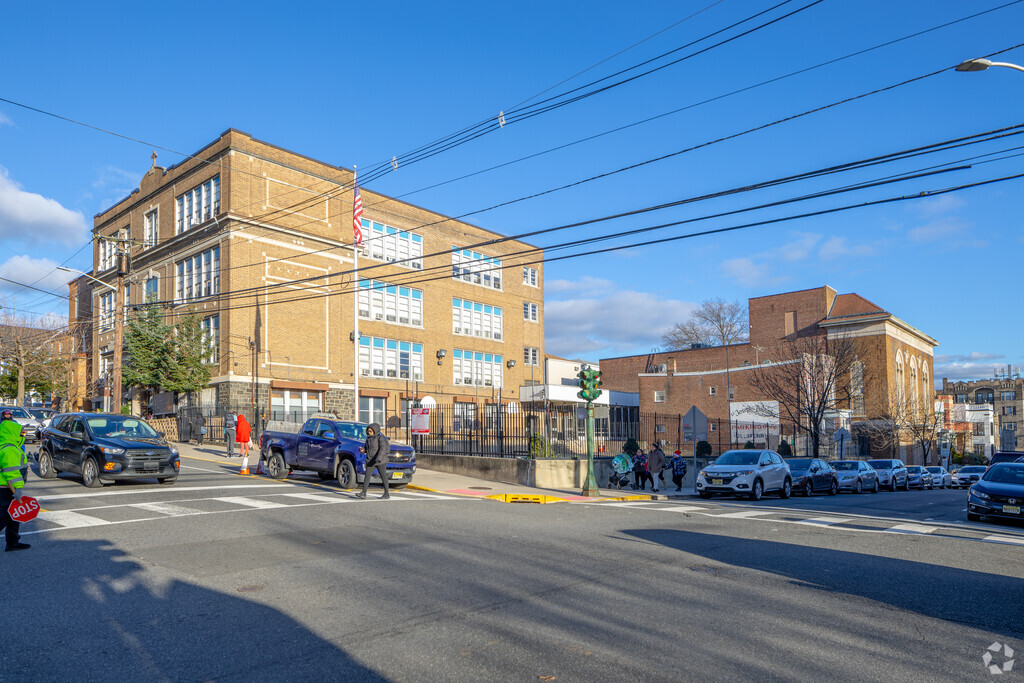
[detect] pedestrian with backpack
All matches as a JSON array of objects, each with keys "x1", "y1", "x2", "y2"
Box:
[
  {"x1": 355, "y1": 422, "x2": 391, "y2": 500},
  {"x1": 670, "y1": 450, "x2": 688, "y2": 492}
]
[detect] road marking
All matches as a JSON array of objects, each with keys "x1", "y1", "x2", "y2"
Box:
[
  {"x1": 36, "y1": 510, "x2": 109, "y2": 528},
  {"x1": 887, "y1": 523, "x2": 937, "y2": 535},
  {"x1": 715, "y1": 510, "x2": 776, "y2": 519},
  {"x1": 983, "y1": 535, "x2": 1024, "y2": 546},
  {"x1": 131, "y1": 502, "x2": 201, "y2": 517},
  {"x1": 281, "y1": 493, "x2": 351, "y2": 504},
  {"x1": 215, "y1": 496, "x2": 289, "y2": 509},
  {"x1": 180, "y1": 465, "x2": 223, "y2": 473},
  {"x1": 37, "y1": 484, "x2": 290, "y2": 502},
  {"x1": 792, "y1": 516, "x2": 854, "y2": 527},
  {"x1": 398, "y1": 491, "x2": 461, "y2": 500},
  {"x1": 656, "y1": 506, "x2": 710, "y2": 512}
]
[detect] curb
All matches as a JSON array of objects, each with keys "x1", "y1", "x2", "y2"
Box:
[{"x1": 407, "y1": 483, "x2": 655, "y2": 504}]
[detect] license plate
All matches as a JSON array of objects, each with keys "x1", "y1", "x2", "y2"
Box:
[
  {"x1": 712, "y1": 478, "x2": 723, "y2": 486},
  {"x1": 1003, "y1": 505, "x2": 1021, "y2": 515},
  {"x1": 391, "y1": 471, "x2": 404, "y2": 480},
  {"x1": 142, "y1": 464, "x2": 158, "y2": 471}
]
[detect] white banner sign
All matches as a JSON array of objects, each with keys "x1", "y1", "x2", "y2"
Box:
[{"x1": 411, "y1": 407, "x2": 430, "y2": 434}]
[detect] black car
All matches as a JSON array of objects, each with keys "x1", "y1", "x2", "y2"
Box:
[
  {"x1": 38, "y1": 413, "x2": 180, "y2": 487},
  {"x1": 967, "y1": 463, "x2": 1024, "y2": 523},
  {"x1": 786, "y1": 458, "x2": 838, "y2": 496},
  {"x1": 989, "y1": 452, "x2": 1024, "y2": 466}
]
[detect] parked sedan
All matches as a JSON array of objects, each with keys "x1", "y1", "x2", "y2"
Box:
[
  {"x1": 867, "y1": 458, "x2": 909, "y2": 491},
  {"x1": 831, "y1": 460, "x2": 879, "y2": 494},
  {"x1": 38, "y1": 412, "x2": 180, "y2": 487},
  {"x1": 786, "y1": 458, "x2": 838, "y2": 496},
  {"x1": 953, "y1": 465, "x2": 987, "y2": 488},
  {"x1": 906, "y1": 466, "x2": 934, "y2": 489},
  {"x1": 967, "y1": 463, "x2": 1024, "y2": 522},
  {"x1": 925, "y1": 466, "x2": 952, "y2": 489}
]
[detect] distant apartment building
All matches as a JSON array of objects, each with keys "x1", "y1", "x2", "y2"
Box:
[
  {"x1": 86, "y1": 129, "x2": 544, "y2": 423},
  {"x1": 940, "y1": 369, "x2": 1024, "y2": 451},
  {"x1": 601, "y1": 286, "x2": 939, "y2": 461}
]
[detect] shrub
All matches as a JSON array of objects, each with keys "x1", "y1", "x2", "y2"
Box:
[
  {"x1": 777, "y1": 440, "x2": 792, "y2": 456},
  {"x1": 622, "y1": 438, "x2": 640, "y2": 457},
  {"x1": 743, "y1": 440, "x2": 756, "y2": 449},
  {"x1": 696, "y1": 441, "x2": 712, "y2": 458},
  {"x1": 529, "y1": 435, "x2": 555, "y2": 459}
]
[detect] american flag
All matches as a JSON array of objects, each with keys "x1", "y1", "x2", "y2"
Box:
[{"x1": 352, "y1": 185, "x2": 364, "y2": 246}]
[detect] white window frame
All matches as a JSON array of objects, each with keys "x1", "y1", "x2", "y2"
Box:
[
  {"x1": 359, "y1": 396, "x2": 386, "y2": 425},
  {"x1": 175, "y1": 246, "x2": 220, "y2": 303},
  {"x1": 654, "y1": 391, "x2": 665, "y2": 403},
  {"x1": 452, "y1": 297, "x2": 503, "y2": 340},
  {"x1": 358, "y1": 279, "x2": 423, "y2": 327},
  {"x1": 524, "y1": 347, "x2": 539, "y2": 366},
  {"x1": 523, "y1": 302, "x2": 539, "y2": 322},
  {"x1": 143, "y1": 208, "x2": 158, "y2": 249},
  {"x1": 174, "y1": 176, "x2": 220, "y2": 235},
  {"x1": 201, "y1": 315, "x2": 220, "y2": 364},
  {"x1": 452, "y1": 246, "x2": 502, "y2": 290},
  {"x1": 522, "y1": 266, "x2": 538, "y2": 287},
  {"x1": 144, "y1": 276, "x2": 159, "y2": 302},
  {"x1": 98, "y1": 291, "x2": 115, "y2": 332},
  {"x1": 452, "y1": 349, "x2": 503, "y2": 388},
  {"x1": 357, "y1": 337, "x2": 423, "y2": 381},
  {"x1": 359, "y1": 219, "x2": 423, "y2": 269}
]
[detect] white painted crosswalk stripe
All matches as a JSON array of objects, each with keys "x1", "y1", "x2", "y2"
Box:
[
  {"x1": 398, "y1": 491, "x2": 457, "y2": 500},
  {"x1": 715, "y1": 510, "x2": 776, "y2": 519},
  {"x1": 36, "y1": 510, "x2": 109, "y2": 528},
  {"x1": 793, "y1": 516, "x2": 853, "y2": 527},
  {"x1": 132, "y1": 502, "x2": 201, "y2": 517},
  {"x1": 656, "y1": 506, "x2": 710, "y2": 512},
  {"x1": 983, "y1": 534, "x2": 1024, "y2": 546},
  {"x1": 214, "y1": 496, "x2": 289, "y2": 509},
  {"x1": 281, "y1": 493, "x2": 351, "y2": 504},
  {"x1": 888, "y1": 523, "x2": 937, "y2": 535}
]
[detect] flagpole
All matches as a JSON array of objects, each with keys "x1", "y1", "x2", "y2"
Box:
[{"x1": 352, "y1": 165, "x2": 360, "y2": 421}]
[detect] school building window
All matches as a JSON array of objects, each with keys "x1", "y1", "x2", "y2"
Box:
[
  {"x1": 524, "y1": 347, "x2": 540, "y2": 366},
  {"x1": 175, "y1": 246, "x2": 220, "y2": 302},
  {"x1": 358, "y1": 337, "x2": 423, "y2": 380},
  {"x1": 175, "y1": 175, "x2": 220, "y2": 234},
  {"x1": 99, "y1": 239, "x2": 117, "y2": 271},
  {"x1": 201, "y1": 315, "x2": 220, "y2": 364},
  {"x1": 452, "y1": 246, "x2": 502, "y2": 290},
  {"x1": 523, "y1": 302, "x2": 539, "y2": 322},
  {"x1": 143, "y1": 209, "x2": 158, "y2": 249},
  {"x1": 452, "y1": 297, "x2": 503, "y2": 340},
  {"x1": 522, "y1": 266, "x2": 538, "y2": 287},
  {"x1": 144, "y1": 276, "x2": 159, "y2": 301},
  {"x1": 360, "y1": 219, "x2": 423, "y2": 269},
  {"x1": 271, "y1": 389, "x2": 323, "y2": 422},
  {"x1": 452, "y1": 349, "x2": 503, "y2": 388},
  {"x1": 358, "y1": 279, "x2": 423, "y2": 326},
  {"x1": 359, "y1": 396, "x2": 386, "y2": 426},
  {"x1": 98, "y1": 291, "x2": 114, "y2": 331},
  {"x1": 654, "y1": 391, "x2": 665, "y2": 403}
]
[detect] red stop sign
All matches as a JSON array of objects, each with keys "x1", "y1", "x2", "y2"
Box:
[{"x1": 8, "y1": 496, "x2": 39, "y2": 523}]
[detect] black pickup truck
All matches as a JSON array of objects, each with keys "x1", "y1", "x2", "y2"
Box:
[{"x1": 259, "y1": 417, "x2": 415, "y2": 488}]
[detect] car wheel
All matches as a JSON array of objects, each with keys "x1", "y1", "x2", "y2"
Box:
[
  {"x1": 37, "y1": 450, "x2": 57, "y2": 479},
  {"x1": 854, "y1": 479, "x2": 863, "y2": 494},
  {"x1": 967, "y1": 512, "x2": 981, "y2": 522},
  {"x1": 779, "y1": 479, "x2": 792, "y2": 499},
  {"x1": 267, "y1": 453, "x2": 288, "y2": 481},
  {"x1": 890, "y1": 479, "x2": 898, "y2": 492},
  {"x1": 903, "y1": 479, "x2": 911, "y2": 491},
  {"x1": 804, "y1": 481, "x2": 814, "y2": 497},
  {"x1": 698, "y1": 491, "x2": 712, "y2": 499},
  {"x1": 872, "y1": 479, "x2": 880, "y2": 493},
  {"x1": 828, "y1": 479, "x2": 838, "y2": 496},
  {"x1": 82, "y1": 457, "x2": 103, "y2": 488},
  {"x1": 157, "y1": 477, "x2": 177, "y2": 485},
  {"x1": 336, "y1": 459, "x2": 357, "y2": 489},
  {"x1": 750, "y1": 479, "x2": 764, "y2": 501}
]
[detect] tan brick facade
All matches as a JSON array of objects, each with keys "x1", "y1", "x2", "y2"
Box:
[{"x1": 88, "y1": 129, "x2": 544, "y2": 418}]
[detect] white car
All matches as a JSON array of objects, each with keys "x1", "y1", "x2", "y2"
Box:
[
  {"x1": 925, "y1": 466, "x2": 952, "y2": 489},
  {"x1": 0, "y1": 406, "x2": 43, "y2": 442},
  {"x1": 697, "y1": 449, "x2": 792, "y2": 501}
]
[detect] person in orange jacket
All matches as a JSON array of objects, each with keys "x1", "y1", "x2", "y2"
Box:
[{"x1": 236, "y1": 414, "x2": 252, "y2": 474}]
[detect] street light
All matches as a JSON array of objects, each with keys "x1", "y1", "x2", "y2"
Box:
[
  {"x1": 56, "y1": 266, "x2": 115, "y2": 291},
  {"x1": 955, "y1": 58, "x2": 1024, "y2": 74}
]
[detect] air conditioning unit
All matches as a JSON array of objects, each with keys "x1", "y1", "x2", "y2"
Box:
[
  {"x1": 485, "y1": 332, "x2": 491, "y2": 338},
  {"x1": 399, "y1": 317, "x2": 408, "y2": 324},
  {"x1": 386, "y1": 315, "x2": 396, "y2": 322},
  {"x1": 494, "y1": 334, "x2": 502, "y2": 340},
  {"x1": 373, "y1": 370, "x2": 383, "y2": 376},
  {"x1": 387, "y1": 370, "x2": 397, "y2": 377},
  {"x1": 361, "y1": 369, "x2": 370, "y2": 376},
  {"x1": 412, "y1": 319, "x2": 421, "y2": 326},
  {"x1": 454, "y1": 378, "x2": 461, "y2": 384},
  {"x1": 454, "y1": 327, "x2": 461, "y2": 334},
  {"x1": 358, "y1": 309, "x2": 370, "y2": 317},
  {"x1": 374, "y1": 314, "x2": 383, "y2": 320}
]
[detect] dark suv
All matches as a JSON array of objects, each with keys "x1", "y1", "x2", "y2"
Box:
[{"x1": 38, "y1": 413, "x2": 180, "y2": 487}]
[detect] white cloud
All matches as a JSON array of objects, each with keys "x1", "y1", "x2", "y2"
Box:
[
  {"x1": 819, "y1": 236, "x2": 875, "y2": 260},
  {"x1": 720, "y1": 257, "x2": 786, "y2": 288},
  {"x1": 935, "y1": 352, "x2": 1005, "y2": 363},
  {"x1": 544, "y1": 290, "x2": 697, "y2": 358},
  {"x1": 907, "y1": 219, "x2": 969, "y2": 243},
  {"x1": 0, "y1": 255, "x2": 73, "y2": 297},
  {"x1": 0, "y1": 112, "x2": 12, "y2": 127},
  {"x1": 913, "y1": 195, "x2": 965, "y2": 217},
  {"x1": 0, "y1": 167, "x2": 88, "y2": 246},
  {"x1": 774, "y1": 232, "x2": 821, "y2": 262}
]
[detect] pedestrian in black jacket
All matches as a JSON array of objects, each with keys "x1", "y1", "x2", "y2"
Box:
[{"x1": 355, "y1": 422, "x2": 390, "y2": 500}]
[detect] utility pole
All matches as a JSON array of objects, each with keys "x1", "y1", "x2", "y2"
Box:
[
  {"x1": 250, "y1": 338, "x2": 257, "y2": 423},
  {"x1": 111, "y1": 238, "x2": 128, "y2": 415}
]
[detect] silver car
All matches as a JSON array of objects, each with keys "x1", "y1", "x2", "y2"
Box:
[
  {"x1": 697, "y1": 449, "x2": 793, "y2": 501},
  {"x1": 906, "y1": 466, "x2": 934, "y2": 489},
  {"x1": 832, "y1": 460, "x2": 880, "y2": 494},
  {"x1": 925, "y1": 466, "x2": 952, "y2": 489}
]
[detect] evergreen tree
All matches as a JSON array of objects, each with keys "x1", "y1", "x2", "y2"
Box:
[
  {"x1": 165, "y1": 308, "x2": 213, "y2": 401},
  {"x1": 777, "y1": 440, "x2": 793, "y2": 456},
  {"x1": 123, "y1": 302, "x2": 173, "y2": 397},
  {"x1": 696, "y1": 440, "x2": 712, "y2": 458}
]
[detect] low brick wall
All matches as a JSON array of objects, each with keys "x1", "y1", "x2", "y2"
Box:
[{"x1": 149, "y1": 417, "x2": 178, "y2": 442}]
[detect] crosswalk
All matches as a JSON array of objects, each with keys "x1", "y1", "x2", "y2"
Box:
[
  {"x1": 24, "y1": 490, "x2": 464, "y2": 536},
  {"x1": 586, "y1": 499, "x2": 1024, "y2": 547}
]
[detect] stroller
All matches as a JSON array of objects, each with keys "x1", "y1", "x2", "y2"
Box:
[{"x1": 609, "y1": 453, "x2": 632, "y2": 490}]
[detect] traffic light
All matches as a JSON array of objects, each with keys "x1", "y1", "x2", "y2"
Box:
[{"x1": 577, "y1": 366, "x2": 603, "y2": 402}]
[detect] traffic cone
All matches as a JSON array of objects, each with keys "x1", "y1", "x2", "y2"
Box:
[
  {"x1": 255, "y1": 459, "x2": 265, "y2": 475},
  {"x1": 239, "y1": 455, "x2": 250, "y2": 476}
]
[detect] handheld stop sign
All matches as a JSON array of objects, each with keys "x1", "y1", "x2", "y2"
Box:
[{"x1": 9, "y1": 496, "x2": 40, "y2": 523}]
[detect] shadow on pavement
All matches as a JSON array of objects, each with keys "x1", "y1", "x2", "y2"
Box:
[
  {"x1": 623, "y1": 527, "x2": 1024, "y2": 641},
  {"x1": 6, "y1": 539, "x2": 383, "y2": 682}
]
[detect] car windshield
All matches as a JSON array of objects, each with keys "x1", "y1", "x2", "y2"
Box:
[
  {"x1": 867, "y1": 460, "x2": 891, "y2": 470},
  {"x1": 333, "y1": 422, "x2": 368, "y2": 440},
  {"x1": 714, "y1": 451, "x2": 760, "y2": 466},
  {"x1": 27, "y1": 409, "x2": 50, "y2": 419},
  {"x1": 925, "y1": 467, "x2": 943, "y2": 473},
  {"x1": 786, "y1": 459, "x2": 812, "y2": 470},
  {"x1": 960, "y1": 467, "x2": 987, "y2": 474},
  {"x1": 4, "y1": 407, "x2": 30, "y2": 419},
  {"x1": 86, "y1": 416, "x2": 160, "y2": 439},
  {"x1": 982, "y1": 465, "x2": 1024, "y2": 485},
  {"x1": 907, "y1": 467, "x2": 923, "y2": 473},
  {"x1": 832, "y1": 462, "x2": 858, "y2": 471}
]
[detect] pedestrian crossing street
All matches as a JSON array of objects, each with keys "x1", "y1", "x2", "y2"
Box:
[
  {"x1": 586, "y1": 500, "x2": 1024, "y2": 547},
  {"x1": 23, "y1": 489, "x2": 465, "y2": 536}
]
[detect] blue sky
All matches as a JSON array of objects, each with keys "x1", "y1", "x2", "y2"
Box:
[{"x1": 1, "y1": 0, "x2": 1023, "y2": 384}]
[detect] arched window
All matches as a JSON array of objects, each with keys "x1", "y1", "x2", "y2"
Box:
[
  {"x1": 909, "y1": 359, "x2": 919, "y2": 418},
  {"x1": 851, "y1": 361, "x2": 865, "y2": 416},
  {"x1": 895, "y1": 351, "x2": 905, "y2": 406}
]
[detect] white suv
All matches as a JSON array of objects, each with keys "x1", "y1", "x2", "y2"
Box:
[{"x1": 698, "y1": 449, "x2": 792, "y2": 501}]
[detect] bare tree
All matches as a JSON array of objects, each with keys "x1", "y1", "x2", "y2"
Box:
[
  {"x1": 860, "y1": 382, "x2": 942, "y2": 464},
  {"x1": 746, "y1": 334, "x2": 862, "y2": 457},
  {"x1": 0, "y1": 304, "x2": 65, "y2": 405},
  {"x1": 662, "y1": 298, "x2": 748, "y2": 349}
]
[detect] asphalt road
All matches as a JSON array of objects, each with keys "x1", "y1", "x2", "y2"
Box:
[{"x1": 6, "y1": 450, "x2": 1023, "y2": 682}]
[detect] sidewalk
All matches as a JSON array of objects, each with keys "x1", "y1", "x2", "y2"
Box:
[{"x1": 175, "y1": 442, "x2": 696, "y2": 503}]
